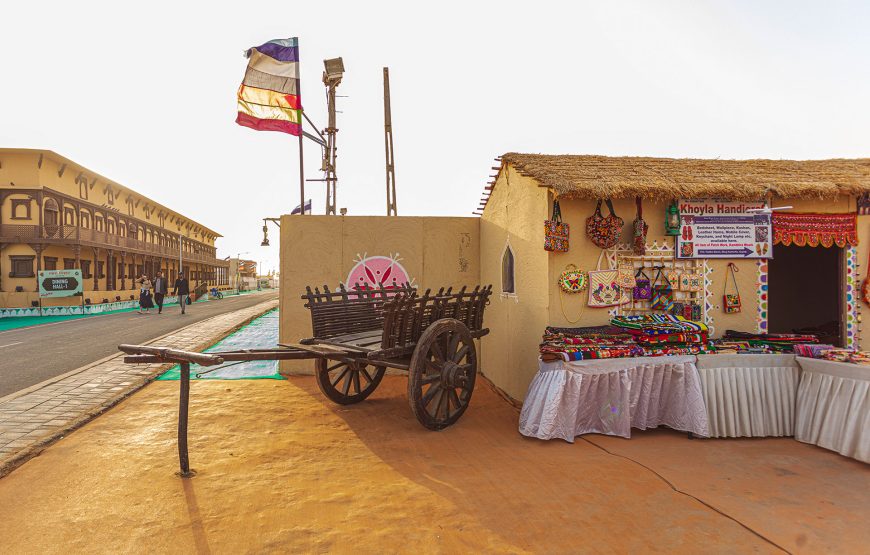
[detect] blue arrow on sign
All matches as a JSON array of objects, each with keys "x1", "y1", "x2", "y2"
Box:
[{"x1": 697, "y1": 248, "x2": 753, "y2": 256}]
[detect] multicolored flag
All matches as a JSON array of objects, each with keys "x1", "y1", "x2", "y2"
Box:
[{"x1": 236, "y1": 38, "x2": 302, "y2": 136}]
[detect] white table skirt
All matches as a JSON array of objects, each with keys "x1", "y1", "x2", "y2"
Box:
[
  {"x1": 695, "y1": 354, "x2": 801, "y2": 438},
  {"x1": 795, "y1": 357, "x2": 870, "y2": 464},
  {"x1": 519, "y1": 356, "x2": 710, "y2": 442}
]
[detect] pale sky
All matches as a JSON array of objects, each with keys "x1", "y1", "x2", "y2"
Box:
[{"x1": 2, "y1": 1, "x2": 869, "y2": 273}]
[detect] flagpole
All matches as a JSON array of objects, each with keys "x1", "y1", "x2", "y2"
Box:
[{"x1": 297, "y1": 38, "x2": 305, "y2": 215}]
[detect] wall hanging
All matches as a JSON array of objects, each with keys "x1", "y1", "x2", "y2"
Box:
[
  {"x1": 558, "y1": 264, "x2": 587, "y2": 293},
  {"x1": 617, "y1": 260, "x2": 637, "y2": 289},
  {"x1": 588, "y1": 251, "x2": 625, "y2": 308},
  {"x1": 586, "y1": 199, "x2": 624, "y2": 249},
  {"x1": 632, "y1": 197, "x2": 648, "y2": 255},
  {"x1": 650, "y1": 266, "x2": 674, "y2": 311},
  {"x1": 544, "y1": 199, "x2": 569, "y2": 252}
]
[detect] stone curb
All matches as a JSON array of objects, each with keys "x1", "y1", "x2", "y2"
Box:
[{"x1": 0, "y1": 299, "x2": 278, "y2": 479}]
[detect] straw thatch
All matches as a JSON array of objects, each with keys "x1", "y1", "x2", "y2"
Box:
[{"x1": 499, "y1": 153, "x2": 870, "y2": 200}]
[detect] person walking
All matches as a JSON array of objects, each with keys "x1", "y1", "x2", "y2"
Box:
[
  {"x1": 153, "y1": 271, "x2": 168, "y2": 314},
  {"x1": 137, "y1": 275, "x2": 154, "y2": 314},
  {"x1": 172, "y1": 272, "x2": 190, "y2": 314}
]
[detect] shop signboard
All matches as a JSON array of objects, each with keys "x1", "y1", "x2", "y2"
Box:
[
  {"x1": 676, "y1": 199, "x2": 773, "y2": 259},
  {"x1": 38, "y1": 269, "x2": 84, "y2": 298}
]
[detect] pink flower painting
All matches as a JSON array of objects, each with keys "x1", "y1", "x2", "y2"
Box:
[{"x1": 344, "y1": 254, "x2": 412, "y2": 292}]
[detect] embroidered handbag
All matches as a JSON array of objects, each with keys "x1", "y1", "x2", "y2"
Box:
[
  {"x1": 682, "y1": 303, "x2": 694, "y2": 320},
  {"x1": 666, "y1": 266, "x2": 680, "y2": 289},
  {"x1": 544, "y1": 199, "x2": 569, "y2": 252},
  {"x1": 616, "y1": 259, "x2": 636, "y2": 289},
  {"x1": 672, "y1": 301, "x2": 685, "y2": 317},
  {"x1": 588, "y1": 251, "x2": 624, "y2": 308},
  {"x1": 633, "y1": 268, "x2": 652, "y2": 300},
  {"x1": 632, "y1": 197, "x2": 648, "y2": 255},
  {"x1": 650, "y1": 267, "x2": 674, "y2": 311},
  {"x1": 723, "y1": 262, "x2": 741, "y2": 313},
  {"x1": 558, "y1": 264, "x2": 587, "y2": 293},
  {"x1": 586, "y1": 199, "x2": 624, "y2": 249},
  {"x1": 690, "y1": 302, "x2": 702, "y2": 321},
  {"x1": 679, "y1": 268, "x2": 703, "y2": 292}
]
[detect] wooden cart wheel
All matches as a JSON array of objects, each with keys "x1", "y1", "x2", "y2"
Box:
[
  {"x1": 315, "y1": 358, "x2": 386, "y2": 405},
  {"x1": 408, "y1": 318, "x2": 477, "y2": 430}
]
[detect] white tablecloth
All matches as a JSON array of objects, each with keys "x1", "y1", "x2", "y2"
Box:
[
  {"x1": 795, "y1": 357, "x2": 870, "y2": 464},
  {"x1": 695, "y1": 354, "x2": 801, "y2": 438},
  {"x1": 519, "y1": 356, "x2": 709, "y2": 442}
]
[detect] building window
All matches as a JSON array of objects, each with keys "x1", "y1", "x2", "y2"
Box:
[
  {"x1": 11, "y1": 199, "x2": 31, "y2": 220},
  {"x1": 64, "y1": 258, "x2": 77, "y2": 270},
  {"x1": 107, "y1": 188, "x2": 114, "y2": 205},
  {"x1": 118, "y1": 262, "x2": 125, "y2": 279},
  {"x1": 501, "y1": 245, "x2": 516, "y2": 294},
  {"x1": 43, "y1": 198, "x2": 60, "y2": 227},
  {"x1": 44, "y1": 256, "x2": 58, "y2": 271},
  {"x1": 79, "y1": 181, "x2": 88, "y2": 200},
  {"x1": 96, "y1": 261, "x2": 105, "y2": 279},
  {"x1": 128, "y1": 263, "x2": 135, "y2": 279},
  {"x1": 107, "y1": 219, "x2": 116, "y2": 235},
  {"x1": 95, "y1": 216, "x2": 104, "y2": 232},
  {"x1": 81, "y1": 260, "x2": 92, "y2": 279},
  {"x1": 64, "y1": 207, "x2": 75, "y2": 225},
  {"x1": 9, "y1": 255, "x2": 35, "y2": 278},
  {"x1": 81, "y1": 212, "x2": 90, "y2": 229}
]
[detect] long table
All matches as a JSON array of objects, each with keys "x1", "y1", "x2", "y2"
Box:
[
  {"x1": 795, "y1": 357, "x2": 870, "y2": 464},
  {"x1": 519, "y1": 356, "x2": 710, "y2": 442}
]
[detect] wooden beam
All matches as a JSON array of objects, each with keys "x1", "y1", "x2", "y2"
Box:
[{"x1": 58, "y1": 164, "x2": 67, "y2": 178}]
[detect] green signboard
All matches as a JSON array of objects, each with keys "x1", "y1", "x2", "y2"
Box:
[{"x1": 38, "y1": 269, "x2": 84, "y2": 298}]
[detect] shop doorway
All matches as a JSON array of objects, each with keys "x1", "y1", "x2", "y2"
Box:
[{"x1": 768, "y1": 245, "x2": 843, "y2": 345}]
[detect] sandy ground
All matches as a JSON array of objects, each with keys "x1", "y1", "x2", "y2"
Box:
[{"x1": 0, "y1": 375, "x2": 867, "y2": 554}]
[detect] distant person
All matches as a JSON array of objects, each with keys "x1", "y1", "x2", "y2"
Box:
[
  {"x1": 137, "y1": 275, "x2": 154, "y2": 314},
  {"x1": 172, "y1": 272, "x2": 190, "y2": 315},
  {"x1": 153, "y1": 271, "x2": 168, "y2": 314}
]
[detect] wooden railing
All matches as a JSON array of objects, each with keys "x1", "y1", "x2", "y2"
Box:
[{"x1": 0, "y1": 224, "x2": 227, "y2": 266}]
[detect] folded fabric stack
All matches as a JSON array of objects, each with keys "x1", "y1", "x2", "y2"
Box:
[
  {"x1": 610, "y1": 314, "x2": 712, "y2": 357},
  {"x1": 540, "y1": 326, "x2": 642, "y2": 362},
  {"x1": 821, "y1": 348, "x2": 853, "y2": 362},
  {"x1": 720, "y1": 330, "x2": 818, "y2": 353},
  {"x1": 793, "y1": 343, "x2": 837, "y2": 358}
]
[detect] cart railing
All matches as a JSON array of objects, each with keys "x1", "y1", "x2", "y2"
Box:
[{"x1": 301, "y1": 283, "x2": 415, "y2": 340}]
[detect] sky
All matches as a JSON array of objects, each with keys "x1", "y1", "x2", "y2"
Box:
[{"x1": 2, "y1": 1, "x2": 869, "y2": 273}]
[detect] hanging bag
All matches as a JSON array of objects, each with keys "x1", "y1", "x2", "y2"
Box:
[
  {"x1": 544, "y1": 199, "x2": 569, "y2": 252},
  {"x1": 558, "y1": 264, "x2": 587, "y2": 293},
  {"x1": 632, "y1": 197, "x2": 648, "y2": 255},
  {"x1": 679, "y1": 267, "x2": 704, "y2": 292},
  {"x1": 616, "y1": 258, "x2": 637, "y2": 289},
  {"x1": 650, "y1": 266, "x2": 674, "y2": 311},
  {"x1": 633, "y1": 268, "x2": 652, "y2": 300},
  {"x1": 588, "y1": 251, "x2": 624, "y2": 308},
  {"x1": 586, "y1": 199, "x2": 624, "y2": 249},
  {"x1": 723, "y1": 262, "x2": 741, "y2": 313}
]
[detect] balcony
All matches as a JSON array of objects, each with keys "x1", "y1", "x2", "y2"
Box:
[{"x1": 0, "y1": 224, "x2": 227, "y2": 266}]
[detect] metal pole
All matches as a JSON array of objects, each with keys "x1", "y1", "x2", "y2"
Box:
[
  {"x1": 297, "y1": 42, "x2": 305, "y2": 215},
  {"x1": 384, "y1": 67, "x2": 398, "y2": 216},
  {"x1": 178, "y1": 232, "x2": 183, "y2": 279},
  {"x1": 178, "y1": 362, "x2": 191, "y2": 477}
]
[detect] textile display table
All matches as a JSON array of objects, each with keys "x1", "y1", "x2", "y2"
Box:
[
  {"x1": 795, "y1": 357, "x2": 870, "y2": 464},
  {"x1": 519, "y1": 356, "x2": 710, "y2": 442},
  {"x1": 695, "y1": 354, "x2": 801, "y2": 438}
]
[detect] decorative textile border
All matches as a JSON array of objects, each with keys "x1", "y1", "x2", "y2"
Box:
[
  {"x1": 704, "y1": 261, "x2": 714, "y2": 337},
  {"x1": 756, "y1": 259, "x2": 768, "y2": 334},
  {"x1": 772, "y1": 213, "x2": 858, "y2": 248},
  {"x1": 846, "y1": 246, "x2": 858, "y2": 349}
]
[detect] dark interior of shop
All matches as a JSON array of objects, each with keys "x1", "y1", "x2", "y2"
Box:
[{"x1": 768, "y1": 245, "x2": 842, "y2": 345}]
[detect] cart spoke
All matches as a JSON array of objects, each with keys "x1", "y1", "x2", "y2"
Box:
[
  {"x1": 430, "y1": 340, "x2": 446, "y2": 363},
  {"x1": 421, "y1": 372, "x2": 441, "y2": 385},
  {"x1": 352, "y1": 368, "x2": 361, "y2": 394},
  {"x1": 360, "y1": 367, "x2": 373, "y2": 384},
  {"x1": 330, "y1": 366, "x2": 351, "y2": 387},
  {"x1": 327, "y1": 362, "x2": 344, "y2": 372},
  {"x1": 453, "y1": 344, "x2": 470, "y2": 363},
  {"x1": 422, "y1": 383, "x2": 441, "y2": 407},
  {"x1": 447, "y1": 332, "x2": 461, "y2": 359},
  {"x1": 341, "y1": 372, "x2": 353, "y2": 396},
  {"x1": 448, "y1": 387, "x2": 462, "y2": 412}
]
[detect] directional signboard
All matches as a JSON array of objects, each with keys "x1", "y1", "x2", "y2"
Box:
[
  {"x1": 676, "y1": 200, "x2": 773, "y2": 259},
  {"x1": 38, "y1": 269, "x2": 84, "y2": 298}
]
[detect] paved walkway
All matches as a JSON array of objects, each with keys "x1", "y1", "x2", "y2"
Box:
[{"x1": 0, "y1": 297, "x2": 278, "y2": 477}]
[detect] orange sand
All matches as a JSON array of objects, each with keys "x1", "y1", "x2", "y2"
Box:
[{"x1": 0, "y1": 376, "x2": 867, "y2": 553}]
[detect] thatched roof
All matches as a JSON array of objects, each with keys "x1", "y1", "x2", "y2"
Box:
[{"x1": 499, "y1": 153, "x2": 870, "y2": 200}]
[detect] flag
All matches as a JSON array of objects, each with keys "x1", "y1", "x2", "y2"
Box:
[
  {"x1": 236, "y1": 38, "x2": 302, "y2": 136},
  {"x1": 290, "y1": 199, "x2": 312, "y2": 215}
]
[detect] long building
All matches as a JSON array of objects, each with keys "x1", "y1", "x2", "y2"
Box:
[{"x1": 0, "y1": 149, "x2": 230, "y2": 309}]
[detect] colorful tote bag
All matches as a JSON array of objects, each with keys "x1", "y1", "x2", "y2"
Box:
[
  {"x1": 616, "y1": 259, "x2": 637, "y2": 290},
  {"x1": 588, "y1": 251, "x2": 625, "y2": 308},
  {"x1": 723, "y1": 262, "x2": 741, "y2": 314},
  {"x1": 558, "y1": 264, "x2": 587, "y2": 293},
  {"x1": 633, "y1": 268, "x2": 652, "y2": 300},
  {"x1": 586, "y1": 199, "x2": 624, "y2": 249},
  {"x1": 545, "y1": 199, "x2": 569, "y2": 252},
  {"x1": 650, "y1": 267, "x2": 674, "y2": 311}
]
